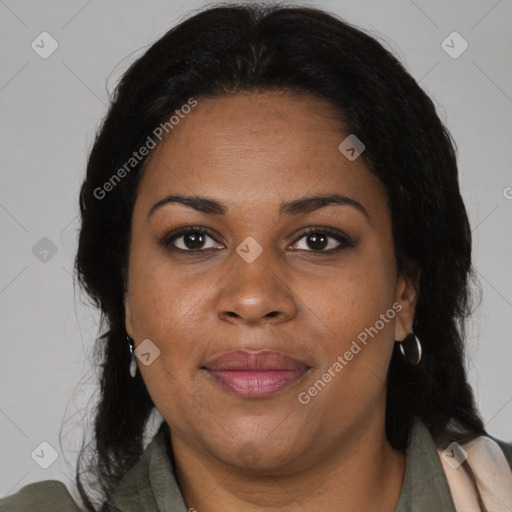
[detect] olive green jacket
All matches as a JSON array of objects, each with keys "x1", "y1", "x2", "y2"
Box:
[{"x1": 1, "y1": 417, "x2": 511, "y2": 511}]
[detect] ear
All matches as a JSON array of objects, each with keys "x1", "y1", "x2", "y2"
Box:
[
  {"x1": 124, "y1": 280, "x2": 134, "y2": 340},
  {"x1": 394, "y1": 261, "x2": 421, "y2": 342}
]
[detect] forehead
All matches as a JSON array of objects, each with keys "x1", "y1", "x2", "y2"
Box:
[{"x1": 135, "y1": 91, "x2": 387, "y2": 218}]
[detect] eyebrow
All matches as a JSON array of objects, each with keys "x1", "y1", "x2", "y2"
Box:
[{"x1": 148, "y1": 193, "x2": 370, "y2": 221}]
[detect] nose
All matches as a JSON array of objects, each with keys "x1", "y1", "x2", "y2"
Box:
[{"x1": 215, "y1": 247, "x2": 298, "y2": 326}]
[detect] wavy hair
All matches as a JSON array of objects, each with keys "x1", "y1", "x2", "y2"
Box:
[{"x1": 73, "y1": 3, "x2": 486, "y2": 510}]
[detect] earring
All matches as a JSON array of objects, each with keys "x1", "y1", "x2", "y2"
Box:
[
  {"x1": 127, "y1": 335, "x2": 137, "y2": 378},
  {"x1": 396, "y1": 332, "x2": 422, "y2": 366}
]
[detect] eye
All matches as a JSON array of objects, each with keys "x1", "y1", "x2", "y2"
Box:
[
  {"x1": 159, "y1": 225, "x2": 354, "y2": 254},
  {"x1": 160, "y1": 226, "x2": 223, "y2": 252},
  {"x1": 289, "y1": 227, "x2": 354, "y2": 253}
]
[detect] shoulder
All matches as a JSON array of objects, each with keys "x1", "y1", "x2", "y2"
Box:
[{"x1": 0, "y1": 480, "x2": 83, "y2": 512}]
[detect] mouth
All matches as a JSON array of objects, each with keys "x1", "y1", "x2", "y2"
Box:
[{"x1": 202, "y1": 349, "x2": 311, "y2": 398}]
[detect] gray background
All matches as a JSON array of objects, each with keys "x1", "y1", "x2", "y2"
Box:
[{"x1": 1, "y1": 0, "x2": 511, "y2": 505}]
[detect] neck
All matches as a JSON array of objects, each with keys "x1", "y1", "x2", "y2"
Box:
[{"x1": 169, "y1": 411, "x2": 406, "y2": 512}]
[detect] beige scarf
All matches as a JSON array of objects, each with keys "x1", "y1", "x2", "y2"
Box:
[{"x1": 438, "y1": 436, "x2": 512, "y2": 511}]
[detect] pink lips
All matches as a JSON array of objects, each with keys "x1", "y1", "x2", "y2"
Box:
[{"x1": 203, "y1": 349, "x2": 310, "y2": 398}]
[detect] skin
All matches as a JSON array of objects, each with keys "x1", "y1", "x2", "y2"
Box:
[{"x1": 124, "y1": 90, "x2": 421, "y2": 512}]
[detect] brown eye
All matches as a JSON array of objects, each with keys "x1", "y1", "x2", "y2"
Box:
[
  {"x1": 289, "y1": 227, "x2": 354, "y2": 253},
  {"x1": 161, "y1": 227, "x2": 223, "y2": 252}
]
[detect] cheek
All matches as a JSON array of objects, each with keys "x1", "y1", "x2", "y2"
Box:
[
  {"x1": 127, "y1": 248, "x2": 217, "y2": 393},
  {"x1": 311, "y1": 246, "x2": 397, "y2": 371},
  {"x1": 128, "y1": 243, "x2": 200, "y2": 335},
  {"x1": 315, "y1": 255, "x2": 395, "y2": 327}
]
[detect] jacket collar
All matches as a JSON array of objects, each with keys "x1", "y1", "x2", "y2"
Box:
[
  {"x1": 395, "y1": 417, "x2": 456, "y2": 511},
  {"x1": 106, "y1": 416, "x2": 456, "y2": 512},
  {"x1": 105, "y1": 423, "x2": 188, "y2": 511}
]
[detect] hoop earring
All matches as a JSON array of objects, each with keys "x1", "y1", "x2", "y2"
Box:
[
  {"x1": 127, "y1": 335, "x2": 137, "y2": 378},
  {"x1": 396, "y1": 332, "x2": 422, "y2": 366}
]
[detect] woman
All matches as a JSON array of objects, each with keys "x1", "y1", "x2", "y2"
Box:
[{"x1": 2, "y1": 3, "x2": 511, "y2": 511}]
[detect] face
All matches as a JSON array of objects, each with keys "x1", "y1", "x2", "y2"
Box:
[{"x1": 124, "y1": 91, "x2": 419, "y2": 472}]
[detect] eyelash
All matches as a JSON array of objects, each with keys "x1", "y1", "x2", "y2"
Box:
[{"x1": 159, "y1": 225, "x2": 355, "y2": 255}]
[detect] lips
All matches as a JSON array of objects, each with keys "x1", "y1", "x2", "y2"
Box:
[
  {"x1": 203, "y1": 349, "x2": 311, "y2": 398},
  {"x1": 204, "y1": 349, "x2": 309, "y2": 371}
]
